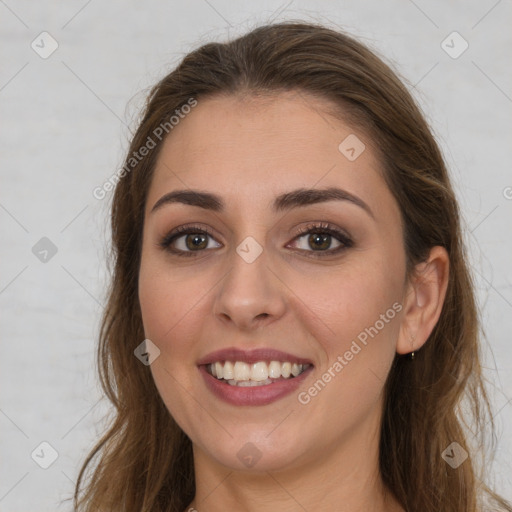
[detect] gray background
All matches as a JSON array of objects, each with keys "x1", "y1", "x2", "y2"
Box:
[{"x1": 1, "y1": 0, "x2": 511, "y2": 509}]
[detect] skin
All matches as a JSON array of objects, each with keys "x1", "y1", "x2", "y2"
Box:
[{"x1": 138, "y1": 91, "x2": 449, "y2": 512}]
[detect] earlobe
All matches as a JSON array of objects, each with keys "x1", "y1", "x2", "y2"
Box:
[{"x1": 396, "y1": 246, "x2": 450, "y2": 355}]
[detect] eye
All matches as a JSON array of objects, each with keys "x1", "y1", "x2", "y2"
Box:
[
  {"x1": 159, "y1": 222, "x2": 353, "y2": 258},
  {"x1": 288, "y1": 222, "x2": 353, "y2": 257},
  {"x1": 159, "y1": 224, "x2": 221, "y2": 257}
]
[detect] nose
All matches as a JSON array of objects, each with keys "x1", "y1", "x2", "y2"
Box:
[{"x1": 213, "y1": 245, "x2": 287, "y2": 331}]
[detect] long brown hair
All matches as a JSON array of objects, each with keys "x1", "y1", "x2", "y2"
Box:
[{"x1": 73, "y1": 21, "x2": 511, "y2": 511}]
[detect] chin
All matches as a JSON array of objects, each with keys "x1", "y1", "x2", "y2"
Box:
[{"x1": 197, "y1": 431, "x2": 309, "y2": 473}]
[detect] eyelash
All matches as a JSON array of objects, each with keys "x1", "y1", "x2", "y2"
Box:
[{"x1": 158, "y1": 222, "x2": 353, "y2": 259}]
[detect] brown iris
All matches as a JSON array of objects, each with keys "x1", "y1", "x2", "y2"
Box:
[
  {"x1": 186, "y1": 233, "x2": 208, "y2": 250},
  {"x1": 308, "y1": 233, "x2": 331, "y2": 251}
]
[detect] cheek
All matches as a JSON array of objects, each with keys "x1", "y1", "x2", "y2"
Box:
[
  {"x1": 138, "y1": 250, "x2": 222, "y2": 393},
  {"x1": 138, "y1": 250, "x2": 204, "y2": 342},
  {"x1": 138, "y1": 255, "x2": 212, "y2": 432},
  {"x1": 291, "y1": 261, "x2": 404, "y2": 425},
  {"x1": 290, "y1": 261, "x2": 403, "y2": 432},
  {"x1": 293, "y1": 256, "x2": 403, "y2": 349}
]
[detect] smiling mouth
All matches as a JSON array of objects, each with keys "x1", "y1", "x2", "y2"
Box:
[{"x1": 205, "y1": 360, "x2": 313, "y2": 387}]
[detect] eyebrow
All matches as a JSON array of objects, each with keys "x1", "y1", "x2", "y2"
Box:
[{"x1": 150, "y1": 186, "x2": 374, "y2": 219}]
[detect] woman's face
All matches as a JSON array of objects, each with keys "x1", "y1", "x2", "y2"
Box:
[{"x1": 139, "y1": 92, "x2": 408, "y2": 473}]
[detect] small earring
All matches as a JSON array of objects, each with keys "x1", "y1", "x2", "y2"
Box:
[{"x1": 410, "y1": 351, "x2": 415, "y2": 360}]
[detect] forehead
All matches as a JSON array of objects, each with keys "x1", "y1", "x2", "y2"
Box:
[{"x1": 146, "y1": 92, "x2": 396, "y2": 221}]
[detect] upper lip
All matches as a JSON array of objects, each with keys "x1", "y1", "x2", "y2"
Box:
[{"x1": 197, "y1": 347, "x2": 313, "y2": 366}]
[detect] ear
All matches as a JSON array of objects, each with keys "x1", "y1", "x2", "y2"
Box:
[{"x1": 396, "y1": 246, "x2": 450, "y2": 355}]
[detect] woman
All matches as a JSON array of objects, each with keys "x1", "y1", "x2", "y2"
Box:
[{"x1": 74, "y1": 21, "x2": 512, "y2": 511}]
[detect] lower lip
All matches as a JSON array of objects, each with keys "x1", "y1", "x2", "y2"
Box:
[{"x1": 198, "y1": 365, "x2": 313, "y2": 406}]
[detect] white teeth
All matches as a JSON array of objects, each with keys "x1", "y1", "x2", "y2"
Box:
[
  {"x1": 251, "y1": 361, "x2": 269, "y2": 381},
  {"x1": 207, "y1": 360, "x2": 310, "y2": 383},
  {"x1": 233, "y1": 361, "x2": 251, "y2": 381},
  {"x1": 291, "y1": 363, "x2": 301, "y2": 377},
  {"x1": 268, "y1": 360, "x2": 281, "y2": 378},
  {"x1": 215, "y1": 362, "x2": 223, "y2": 380},
  {"x1": 228, "y1": 378, "x2": 273, "y2": 387},
  {"x1": 223, "y1": 361, "x2": 234, "y2": 380}
]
